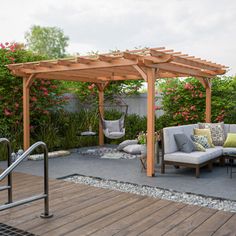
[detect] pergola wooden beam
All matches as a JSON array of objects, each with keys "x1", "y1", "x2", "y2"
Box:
[
  {"x1": 6, "y1": 46, "x2": 227, "y2": 178},
  {"x1": 146, "y1": 68, "x2": 156, "y2": 176}
]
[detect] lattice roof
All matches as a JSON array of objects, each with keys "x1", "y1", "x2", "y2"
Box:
[{"x1": 7, "y1": 47, "x2": 227, "y2": 82}]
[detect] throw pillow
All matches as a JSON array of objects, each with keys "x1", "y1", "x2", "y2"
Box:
[
  {"x1": 117, "y1": 139, "x2": 138, "y2": 151},
  {"x1": 194, "y1": 128, "x2": 214, "y2": 147},
  {"x1": 193, "y1": 142, "x2": 206, "y2": 152},
  {"x1": 174, "y1": 133, "x2": 195, "y2": 153},
  {"x1": 123, "y1": 144, "x2": 143, "y2": 154},
  {"x1": 191, "y1": 135, "x2": 211, "y2": 148},
  {"x1": 198, "y1": 122, "x2": 225, "y2": 146},
  {"x1": 223, "y1": 133, "x2": 236, "y2": 147}
]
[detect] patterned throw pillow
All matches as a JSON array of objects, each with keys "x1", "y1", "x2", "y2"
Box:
[
  {"x1": 198, "y1": 123, "x2": 225, "y2": 146},
  {"x1": 194, "y1": 128, "x2": 214, "y2": 147},
  {"x1": 191, "y1": 135, "x2": 211, "y2": 148},
  {"x1": 193, "y1": 142, "x2": 206, "y2": 152}
]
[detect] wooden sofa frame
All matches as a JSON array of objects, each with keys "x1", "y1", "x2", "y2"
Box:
[{"x1": 160, "y1": 129, "x2": 221, "y2": 178}]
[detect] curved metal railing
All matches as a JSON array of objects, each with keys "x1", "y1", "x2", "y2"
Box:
[{"x1": 0, "y1": 140, "x2": 53, "y2": 218}]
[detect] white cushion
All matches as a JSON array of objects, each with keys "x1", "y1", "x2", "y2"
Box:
[
  {"x1": 104, "y1": 129, "x2": 125, "y2": 139},
  {"x1": 104, "y1": 120, "x2": 121, "y2": 132},
  {"x1": 123, "y1": 144, "x2": 143, "y2": 154},
  {"x1": 117, "y1": 139, "x2": 138, "y2": 151},
  {"x1": 164, "y1": 146, "x2": 223, "y2": 164}
]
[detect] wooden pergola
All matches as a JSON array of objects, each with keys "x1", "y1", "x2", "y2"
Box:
[{"x1": 7, "y1": 47, "x2": 227, "y2": 176}]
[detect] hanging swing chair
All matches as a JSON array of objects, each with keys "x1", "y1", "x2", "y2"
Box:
[{"x1": 98, "y1": 99, "x2": 128, "y2": 139}]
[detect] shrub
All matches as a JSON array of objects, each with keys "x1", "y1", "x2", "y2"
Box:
[
  {"x1": 158, "y1": 77, "x2": 236, "y2": 125},
  {"x1": 0, "y1": 42, "x2": 67, "y2": 150}
]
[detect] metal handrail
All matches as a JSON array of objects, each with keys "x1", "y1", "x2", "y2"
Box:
[
  {"x1": 0, "y1": 138, "x2": 12, "y2": 203},
  {"x1": 0, "y1": 140, "x2": 53, "y2": 218}
]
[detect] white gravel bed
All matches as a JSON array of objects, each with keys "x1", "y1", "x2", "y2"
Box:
[{"x1": 65, "y1": 175, "x2": 236, "y2": 213}]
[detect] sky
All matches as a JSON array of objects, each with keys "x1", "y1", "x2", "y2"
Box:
[{"x1": 0, "y1": 0, "x2": 236, "y2": 75}]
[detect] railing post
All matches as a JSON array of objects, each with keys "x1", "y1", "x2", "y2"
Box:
[
  {"x1": 0, "y1": 140, "x2": 53, "y2": 218},
  {"x1": 0, "y1": 138, "x2": 12, "y2": 203},
  {"x1": 7, "y1": 142, "x2": 12, "y2": 203},
  {"x1": 40, "y1": 145, "x2": 53, "y2": 218}
]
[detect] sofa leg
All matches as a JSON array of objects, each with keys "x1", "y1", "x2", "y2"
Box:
[
  {"x1": 208, "y1": 162, "x2": 213, "y2": 172},
  {"x1": 174, "y1": 165, "x2": 180, "y2": 169},
  {"x1": 219, "y1": 157, "x2": 225, "y2": 166},
  {"x1": 196, "y1": 167, "x2": 200, "y2": 178},
  {"x1": 161, "y1": 163, "x2": 165, "y2": 174}
]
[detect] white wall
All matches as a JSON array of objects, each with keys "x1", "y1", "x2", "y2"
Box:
[{"x1": 63, "y1": 93, "x2": 164, "y2": 118}]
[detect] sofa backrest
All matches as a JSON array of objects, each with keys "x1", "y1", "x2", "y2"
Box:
[
  {"x1": 163, "y1": 123, "x2": 236, "y2": 154},
  {"x1": 224, "y1": 124, "x2": 236, "y2": 136},
  {"x1": 163, "y1": 124, "x2": 198, "y2": 154}
]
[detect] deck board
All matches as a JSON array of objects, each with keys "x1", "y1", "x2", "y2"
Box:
[{"x1": 0, "y1": 172, "x2": 235, "y2": 236}]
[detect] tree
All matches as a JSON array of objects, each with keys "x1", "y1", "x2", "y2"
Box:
[{"x1": 25, "y1": 25, "x2": 69, "y2": 58}]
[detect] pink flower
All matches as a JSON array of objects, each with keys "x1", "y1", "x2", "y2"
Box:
[
  {"x1": 43, "y1": 110, "x2": 49, "y2": 115},
  {"x1": 190, "y1": 105, "x2": 196, "y2": 111},
  {"x1": 155, "y1": 105, "x2": 161, "y2": 110},
  {"x1": 31, "y1": 96, "x2": 37, "y2": 102},
  {"x1": 0, "y1": 43, "x2": 5, "y2": 49},
  {"x1": 184, "y1": 83, "x2": 194, "y2": 90},
  {"x1": 199, "y1": 93, "x2": 203, "y2": 98},
  {"x1": 43, "y1": 91, "x2": 49, "y2": 96},
  {"x1": 4, "y1": 108, "x2": 12, "y2": 116}
]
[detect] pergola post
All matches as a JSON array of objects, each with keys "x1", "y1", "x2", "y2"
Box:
[
  {"x1": 95, "y1": 83, "x2": 105, "y2": 146},
  {"x1": 146, "y1": 68, "x2": 156, "y2": 177},
  {"x1": 23, "y1": 77, "x2": 30, "y2": 150},
  {"x1": 23, "y1": 75, "x2": 35, "y2": 150},
  {"x1": 205, "y1": 79, "x2": 212, "y2": 123},
  {"x1": 98, "y1": 89, "x2": 104, "y2": 146}
]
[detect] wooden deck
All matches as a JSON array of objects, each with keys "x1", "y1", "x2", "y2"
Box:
[{"x1": 0, "y1": 172, "x2": 235, "y2": 236}]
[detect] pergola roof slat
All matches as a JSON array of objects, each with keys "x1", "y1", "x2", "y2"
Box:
[{"x1": 7, "y1": 46, "x2": 227, "y2": 81}]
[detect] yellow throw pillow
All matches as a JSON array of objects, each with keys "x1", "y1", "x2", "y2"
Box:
[
  {"x1": 223, "y1": 133, "x2": 236, "y2": 147},
  {"x1": 194, "y1": 128, "x2": 214, "y2": 148}
]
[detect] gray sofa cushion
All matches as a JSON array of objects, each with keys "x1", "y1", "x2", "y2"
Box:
[
  {"x1": 224, "y1": 124, "x2": 236, "y2": 136},
  {"x1": 163, "y1": 124, "x2": 198, "y2": 154},
  {"x1": 223, "y1": 147, "x2": 236, "y2": 155},
  {"x1": 229, "y1": 124, "x2": 236, "y2": 133},
  {"x1": 174, "y1": 133, "x2": 195, "y2": 153},
  {"x1": 164, "y1": 146, "x2": 223, "y2": 164}
]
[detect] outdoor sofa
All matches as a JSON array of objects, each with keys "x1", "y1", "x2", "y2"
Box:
[{"x1": 161, "y1": 123, "x2": 236, "y2": 177}]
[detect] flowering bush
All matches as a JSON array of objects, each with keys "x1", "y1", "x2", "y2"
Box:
[
  {"x1": 158, "y1": 77, "x2": 236, "y2": 126},
  {"x1": 0, "y1": 42, "x2": 67, "y2": 149}
]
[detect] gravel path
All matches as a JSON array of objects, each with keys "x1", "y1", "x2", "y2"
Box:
[{"x1": 65, "y1": 174, "x2": 236, "y2": 213}]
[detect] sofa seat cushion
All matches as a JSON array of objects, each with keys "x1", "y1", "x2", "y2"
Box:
[
  {"x1": 223, "y1": 147, "x2": 236, "y2": 155},
  {"x1": 164, "y1": 146, "x2": 223, "y2": 164}
]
